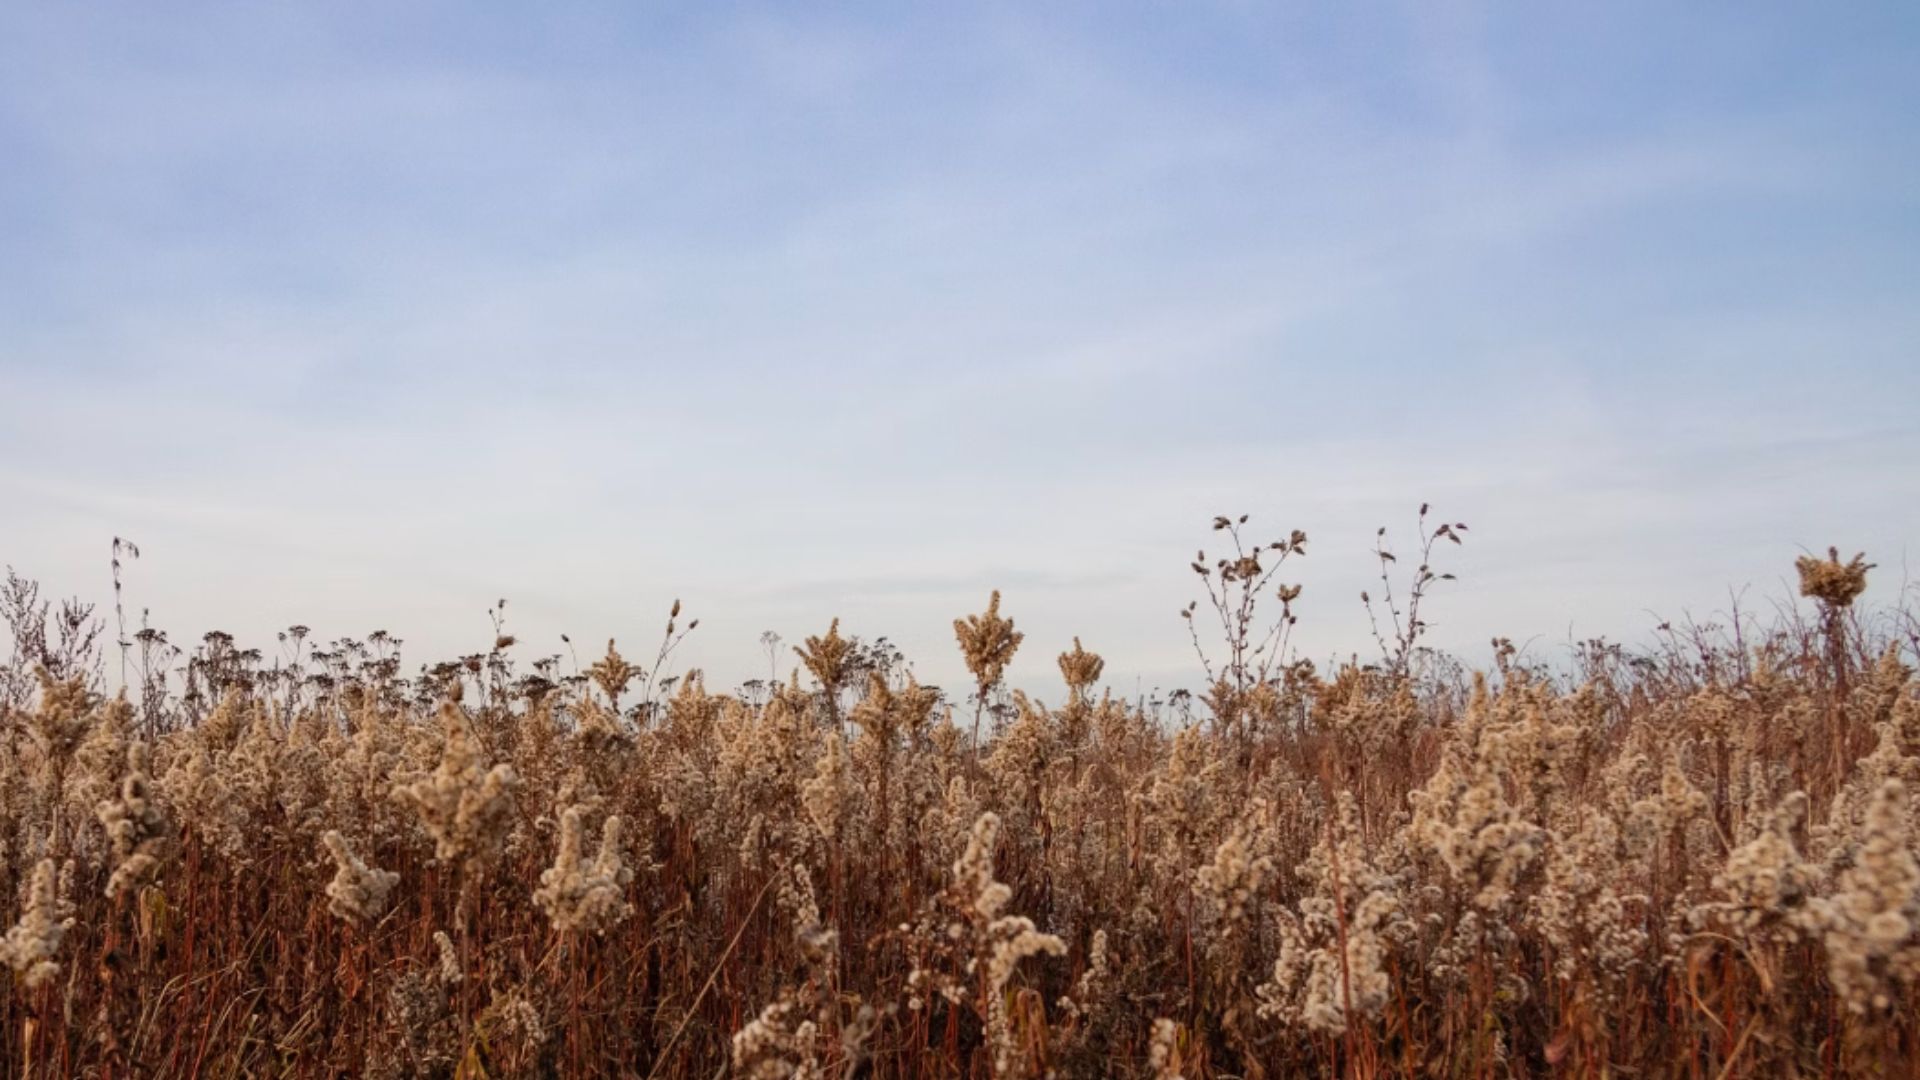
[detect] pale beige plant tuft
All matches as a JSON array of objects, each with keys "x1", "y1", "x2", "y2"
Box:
[
  {"x1": 322, "y1": 830, "x2": 401, "y2": 927},
  {"x1": 532, "y1": 805, "x2": 633, "y2": 935}
]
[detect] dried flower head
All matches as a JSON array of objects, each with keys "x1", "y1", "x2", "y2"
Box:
[
  {"x1": 27, "y1": 666, "x2": 94, "y2": 763},
  {"x1": 1058, "y1": 637, "x2": 1105, "y2": 698},
  {"x1": 1816, "y1": 780, "x2": 1920, "y2": 1015},
  {"x1": 588, "y1": 639, "x2": 640, "y2": 708},
  {"x1": 433, "y1": 930, "x2": 462, "y2": 985},
  {"x1": 97, "y1": 741, "x2": 169, "y2": 898},
  {"x1": 392, "y1": 702, "x2": 520, "y2": 880},
  {"x1": 322, "y1": 830, "x2": 401, "y2": 927},
  {"x1": 2, "y1": 858, "x2": 75, "y2": 989},
  {"x1": 532, "y1": 806, "x2": 633, "y2": 935},
  {"x1": 1196, "y1": 824, "x2": 1272, "y2": 930},
  {"x1": 1797, "y1": 547, "x2": 1874, "y2": 609},
  {"x1": 954, "y1": 591, "x2": 1023, "y2": 691},
  {"x1": 731, "y1": 995, "x2": 820, "y2": 1080},
  {"x1": 795, "y1": 617, "x2": 853, "y2": 694},
  {"x1": 1149, "y1": 1017, "x2": 1184, "y2": 1079}
]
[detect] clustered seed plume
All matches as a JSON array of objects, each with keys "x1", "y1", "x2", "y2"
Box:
[
  {"x1": 954, "y1": 591, "x2": 1023, "y2": 691},
  {"x1": 392, "y1": 701, "x2": 519, "y2": 870},
  {"x1": 96, "y1": 742, "x2": 168, "y2": 898},
  {"x1": 1798, "y1": 548, "x2": 1874, "y2": 609},
  {"x1": 1, "y1": 858, "x2": 75, "y2": 989},
  {"x1": 1815, "y1": 780, "x2": 1920, "y2": 1014},
  {"x1": 531, "y1": 805, "x2": 633, "y2": 935},
  {"x1": 322, "y1": 829, "x2": 401, "y2": 927}
]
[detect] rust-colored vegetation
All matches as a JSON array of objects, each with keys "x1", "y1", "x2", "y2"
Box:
[{"x1": 3, "y1": 512, "x2": 1918, "y2": 1077}]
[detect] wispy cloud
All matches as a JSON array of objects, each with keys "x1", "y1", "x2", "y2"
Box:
[{"x1": 2, "y1": 3, "x2": 1916, "y2": 691}]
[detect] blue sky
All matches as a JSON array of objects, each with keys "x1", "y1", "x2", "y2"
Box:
[{"x1": 2, "y1": 3, "x2": 1917, "y2": 696}]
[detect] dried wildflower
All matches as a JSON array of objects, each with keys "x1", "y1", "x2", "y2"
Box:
[
  {"x1": 433, "y1": 930, "x2": 461, "y2": 985},
  {"x1": 322, "y1": 830, "x2": 401, "y2": 927},
  {"x1": 574, "y1": 697, "x2": 631, "y2": 757},
  {"x1": 532, "y1": 806, "x2": 633, "y2": 934},
  {"x1": 26, "y1": 666, "x2": 94, "y2": 763},
  {"x1": 985, "y1": 920, "x2": 1067, "y2": 1074},
  {"x1": 587, "y1": 639, "x2": 639, "y2": 708},
  {"x1": 1148, "y1": 1017, "x2": 1184, "y2": 1079},
  {"x1": 392, "y1": 701, "x2": 519, "y2": 871},
  {"x1": 983, "y1": 692, "x2": 1054, "y2": 829},
  {"x1": 71, "y1": 692, "x2": 136, "y2": 809},
  {"x1": 849, "y1": 671, "x2": 938, "y2": 750},
  {"x1": 794, "y1": 618, "x2": 853, "y2": 695},
  {"x1": 1058, "y1": 927, "x2": 1111, "y2": 1023},
  {"x1": 1407, "y1": 677, "x2": 1553, "y2": 910},
  {"x1": 159, "y1": 741, "x2": 250, "y2": 859},
  {"x1": 483, "y1": 987, "x2": 547, "y2": 1055},
  {"x1": 775, "y1": 856, "x2": 821, "y2": 930},
  {"x1": 1, "y1": 858, "x2": 75, "y2": 989},
  {"x1": 1797, "y1": 547, "x2": 1874, "y2": 609},
  {"x1": 953, "y1": 811, "x2": 1008, "y2": 919},
  {"x1": 948, "y1": 812, "x2": 1065, "y2": 1075},
  {"x1": 1196, "y1": 824, "x2": 1272, "y2": 930},
  {"x1": 96, "y1": 741, "x2": 169, "y2": 898},
  {"x1": 800, "y1": 733, "x2": 851, "y2": 843},
  {"x1": 1626, "y1": 746, "x2": 1713, "y2": 867},
  {"x1": 797, "y1": 920, "x2": 839, "y2": 970},
  {"x1": 1815, "y1": 780, "x2": 1920, "y2": 1015},
  {"x1": 1703, "y1": 791, "x2": 1821, "y2": 940},
  {"x1": 1058, "y1": 637, "x2": 1105, "y2": 699},
  {"x1": 954, "y1": 591, "x2": 1023, "y2": 692},
  {"x1": 1147, "y1": 725, "x2": 1228, "y2": 873},
  {"x1": 388, "y1": 970, "x2": 458, "y2": 1072},
  {"x1": 1531, "y1": 808, "x2": 1649, "y2": 995},
  {"x1": 838, "y1": 1003, "x2": 878, "y2": 1073},
  {"x1": 3, "y1": 522, "x2": 1919, "y2": 1077},
  {"x1": 1260, "y1": 793, "x2": 1405, "y2": 1035},
  {"x1": 732, "y1": 995, "x2": 821, "y2": 1080}
]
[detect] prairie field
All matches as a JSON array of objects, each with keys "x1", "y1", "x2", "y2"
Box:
[
  {"x1": 2, "y1": 516, "x2": 1918, "y2": 1078},
  {"x1": 6, "y1": 0, "x2": 1917, "y2": 1076}
]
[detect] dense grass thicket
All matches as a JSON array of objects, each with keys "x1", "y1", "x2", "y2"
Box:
[{"x1": 3, "y1": 513, "x2": 1918, "y2": 1077}]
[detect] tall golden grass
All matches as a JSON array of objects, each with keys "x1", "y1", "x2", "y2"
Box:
[{"x1": 2, "y1": 512, "x2": 1917, "y2": 1077}]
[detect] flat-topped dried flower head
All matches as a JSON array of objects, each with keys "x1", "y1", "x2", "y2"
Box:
[{"x1": 1797, "y1": 547, "x2": 1873, "y2": 609}]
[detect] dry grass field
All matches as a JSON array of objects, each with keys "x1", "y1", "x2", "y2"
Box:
[{"x1": 3, "y1": 512, "x2": 1918, "y2": 1077}]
